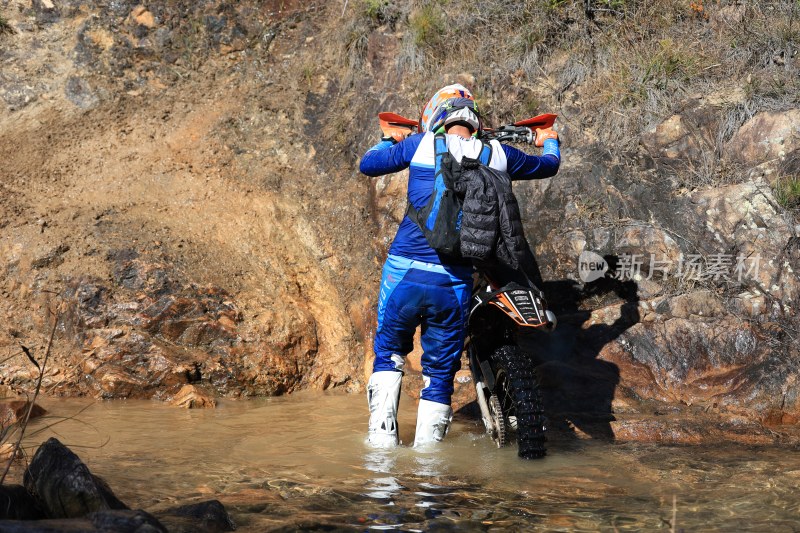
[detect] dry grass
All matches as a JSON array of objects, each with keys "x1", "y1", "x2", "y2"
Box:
[
  {"x1": 340, "y1": 0, "x2": 798, "y2": 157},
  {"x1": 359, "y1": 0, "x2": 402, "y2": 28},
  {"x1": 0, "y1": 13, "x2": 14, "y2": 35}
]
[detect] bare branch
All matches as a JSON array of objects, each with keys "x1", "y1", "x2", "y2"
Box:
[
  {"x1": 1, "y1": 309, "x2": 59, "y2": 485},
  {"x1": 20, "y1": 344, "x2": 40, "y2": 372}
]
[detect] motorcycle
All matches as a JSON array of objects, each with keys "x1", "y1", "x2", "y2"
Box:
[
  {"x1": 470, "y1": 115, "x2": 558, "y2": 459},
  {"x1": 378, "y1": 111, "x2": 559, "y2": 459},
  {"x1": 467, "y1": 272, "x2": 556, "y2": 459}
]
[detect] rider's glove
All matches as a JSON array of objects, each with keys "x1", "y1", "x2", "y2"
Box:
[
  {"x1": 368, "y1": 129, "x2": 403, "y2": 152},
  {"x1": 534, "y1": 128, "x2": 558, "y2": 147},
  {"x1": 381, "y1": 128, "x2": 409, "y2": 144},
  {"x1": 535, "y1": 127, "x2": 560, "y2": 161}
]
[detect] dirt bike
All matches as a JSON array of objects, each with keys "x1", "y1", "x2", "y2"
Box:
[
  {"x1": 467, "y1": 272, "x2": 556, "y2": 459},
  {"x1": 379, "y1": 111, "x2": 559, "y2": 459}
]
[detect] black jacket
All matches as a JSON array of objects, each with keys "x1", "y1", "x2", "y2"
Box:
[{"x1": 455, "y1": 163, "x2": 532, "y2": 273}]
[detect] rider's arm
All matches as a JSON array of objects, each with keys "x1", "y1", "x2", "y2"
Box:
[
  {"x1": 359, "y1": 133, "x2": 424, "y2": 177},
  {"x1": 501, "y1": 138, "x2": 560, "y2": 181}
]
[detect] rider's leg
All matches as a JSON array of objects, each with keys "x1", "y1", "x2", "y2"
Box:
[
  {"x1": 414, "y1": 276, "x2": 471, "y2": 447},
  {"x1": 414, "y1": 399, "x2": 454, "y2": 446},
  {"x1": 368, "y1": 256, "x2": 422, "y2": 447},
  {"x1": 366, "y1": 370, "x2": 403, "y2": 447}
]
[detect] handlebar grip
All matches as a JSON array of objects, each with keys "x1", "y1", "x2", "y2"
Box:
[
  {"x1": 481, "y1": 126, "x2": 534, "y2": 144},
  {"x1": 522, "y1": 127, "x2": 534, "y2": 144}
]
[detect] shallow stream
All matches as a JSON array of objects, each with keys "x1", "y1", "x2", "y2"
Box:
[{"x1": 15, "y1": 393, "x2": 800, "y2": 531}]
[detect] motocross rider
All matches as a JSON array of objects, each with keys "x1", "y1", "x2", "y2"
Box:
[{"x1": 359, "y1": 84, "x2": 561, "y2": 448}]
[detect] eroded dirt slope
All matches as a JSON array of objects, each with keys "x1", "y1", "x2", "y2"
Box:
[{"x1": 1, "y1": 1, "x2": 373, "y2": 398}]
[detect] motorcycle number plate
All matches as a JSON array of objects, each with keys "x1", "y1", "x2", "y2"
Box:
[{"x1": 491, "y1": 290, "x2": 545, "y2": 327}]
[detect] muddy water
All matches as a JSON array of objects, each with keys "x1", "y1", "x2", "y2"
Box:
[{"x1": 17, "y1": 393, "x2": 800, "y2": 531}]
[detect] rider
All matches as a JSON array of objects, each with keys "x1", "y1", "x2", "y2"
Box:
[{"x1": 359, "y1": 84, "x2": 560, "y2": 448}]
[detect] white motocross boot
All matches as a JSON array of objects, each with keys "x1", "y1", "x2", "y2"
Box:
[
  {"x1": 413, "y1": 399, "x2": 453, "y2": 447},
  {"x1": 366, "y1": 371, "x2": 403, "y2": 448}
]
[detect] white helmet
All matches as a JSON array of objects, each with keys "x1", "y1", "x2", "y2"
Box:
[{"x1": 442, "y1": 106, "x2": 480, "y2": 133}]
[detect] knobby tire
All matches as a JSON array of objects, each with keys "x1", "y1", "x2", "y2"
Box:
[{"x1": 492, "y1": 344, "x2": 546, "y2": 459}]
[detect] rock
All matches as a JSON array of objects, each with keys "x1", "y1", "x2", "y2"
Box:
[
  {"x1": 0, "y1": 510, "x2": 167, "y2": 532},
  {"x1": 112, "y1": 256, "x2": 172, "y2": 293},
  {"x1": 24, "y1": 438, "x2": 129, "y2": 519},
  {"x1": 611, "y1": 414, "x2": 775, "y2": 445},
  {"x1": 139, "y1": 292, "x2": 239, "y2": 347},
  {"x1": 729, "y1": 291, "x2": 768, "y2": 318},
  {"x1": 0, "y1": 400, "x2": 47, "y2": 426},
  {"x1": 170, "y1": 384, "x2": 217, "y2": 408},
  {"x1": 31, "y1": 244, "x2": 69, "y2": 269},
  {"x1": 87, "y1": 510, "x2": 166, "y2": 533},
  {"x1": 131, "y1": 6, "x2": 157, "y2": 28},
  {"x1": 1, "y1": 83, "x2": 38, "y2": 111},
  {"x1": 640, "y1": 114, "x2": 705, "y2": 161},
  {"x1": 725, "y1": 109, "x2": 800, "y2": 167},
  {"x1": 0, "y1": 442, "x2": 20, "y2": 462},
  {"x1": 151, "y1": 500, "x2": 236, "y2": 533},
  {"x1": 600, "y1": 317, "x2": 798, "y2": 420},
  {"x1": 91, "y1": 364, "x2": 148, "y2": 398},
  {"x1": 0, "y1": 485, "x2": 45, "y2": 520},
  {"x1": 667, "y1": 290, "x2": 724, "y2": 319},
  {"x1": 52, "y1": 270, "x2": 249, "y2": 400},
  {"x1": 65, "y1": 77, "x2": 99, "y2": 110},
  {"x1": 686, "y1": 181, "x2": 798, "y2": 304},
  {"x1": 32, "y1": 0, "x2": 60, "y2": 24}
]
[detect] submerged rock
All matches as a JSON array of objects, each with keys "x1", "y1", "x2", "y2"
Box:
[
  {"x1": 1, "y1": 440, "x2": 238, "y2": 532},
  {"x1": 169, "y1": 384, "x2": 217, "y2": 408},
  {"x1": 24, "y1": 438, "x2": 129, "y2": 519},
  {"x1": 0, "y1": 400, "x2": 47, "y2": 427},
  {"x1": 151, "y1": 500, "x2": 236, "y2": 532}
]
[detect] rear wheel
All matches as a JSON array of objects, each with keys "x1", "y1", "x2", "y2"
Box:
[
  {"x1": 491, "y1": 345, "x2": 546, "y2": 459},
  {"x1": 487, "y1": 394, "x2": 506, "y2": 448}
]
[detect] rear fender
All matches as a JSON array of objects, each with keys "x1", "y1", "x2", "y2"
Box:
[{"x1": 473, "y1": 284, "x2": 555, "y2": 331}]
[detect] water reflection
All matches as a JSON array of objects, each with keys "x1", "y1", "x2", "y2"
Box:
[
  {"x1": 363, "y1": 450, "x2": 401, "y2": 501},
  {"x1": 10, "y1": 393, "x2": 800, "y2": 532},
  {"x1": 410, "y1": 451, "x2": 445, "y2": 478}
]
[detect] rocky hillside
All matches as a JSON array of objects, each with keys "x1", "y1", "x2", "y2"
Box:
[{"x1": 1, "y1": 0, "x2": 798, "y2": 442}]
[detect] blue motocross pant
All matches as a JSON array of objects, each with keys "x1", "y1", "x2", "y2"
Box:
[{"x1": 373, "y1": 254, "x2": 473, "y2": 405}]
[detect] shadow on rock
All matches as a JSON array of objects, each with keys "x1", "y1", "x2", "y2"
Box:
[{"x1": 524, "y1": 267, "x2": 640, "y2": 442}]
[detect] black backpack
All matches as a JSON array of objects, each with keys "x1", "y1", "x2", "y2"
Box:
[{"x1": 406, "y1": 133, "x2": 492, "y2": 257}]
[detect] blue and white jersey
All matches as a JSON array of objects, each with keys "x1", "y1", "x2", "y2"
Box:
[{"x1": 360, "y1": 131, "x2": 559, "y2": 267}]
